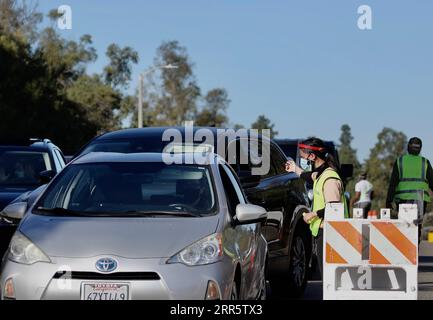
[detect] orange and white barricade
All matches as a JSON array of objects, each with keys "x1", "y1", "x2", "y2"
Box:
[{"x1": 323, "y1": 203, "x2": 418, "y2": 300}]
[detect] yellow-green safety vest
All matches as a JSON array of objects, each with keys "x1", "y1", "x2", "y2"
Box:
[
  {"x1": 309, "y1": 168, "x2": 348, "y2": 237},
  {"x1": 395, "y1": 154, "x2": 431, "y2": 203}
]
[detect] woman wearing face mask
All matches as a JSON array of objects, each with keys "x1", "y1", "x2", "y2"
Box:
[{"x1": 285, "y1": 137, "x2": 348, "y2": 278}]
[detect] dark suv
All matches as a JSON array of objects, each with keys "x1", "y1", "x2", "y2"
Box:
[{"x1": 0, "y1": 139, "x2": 66, "y2": 257}]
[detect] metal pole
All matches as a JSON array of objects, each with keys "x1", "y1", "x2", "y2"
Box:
[{"x1": 138, "y1": 73, "x2": 144, "y2": 128}]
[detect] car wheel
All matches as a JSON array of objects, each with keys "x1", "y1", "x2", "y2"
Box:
[{"x1": 287, "y1": 225, "x2": 311, "y2": 297}]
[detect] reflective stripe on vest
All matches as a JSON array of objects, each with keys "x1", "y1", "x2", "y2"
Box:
[
  {"x1": 395, "y1": 155, "x2": 431, "y2": 202},
  {"x1": 310, "y1": 168, "x2": 348, "y2": 237}
]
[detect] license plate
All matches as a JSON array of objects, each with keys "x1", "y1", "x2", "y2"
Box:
[{"x1": 81, "y1": 283, "x2": 130, "y2": 300}]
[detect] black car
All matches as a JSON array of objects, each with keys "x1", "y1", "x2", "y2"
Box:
[{"x1": 0, "y1": 139, "x2": 66, "y2": 257}]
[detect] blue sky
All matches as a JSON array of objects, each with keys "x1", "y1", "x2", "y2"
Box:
[{"x1": 37, "y1": 0, "x2": 433, "y2": 162}]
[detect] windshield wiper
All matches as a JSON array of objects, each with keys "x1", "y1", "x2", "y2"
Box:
[
  {"x1": 121, "y1": 210, "x2": 202, "y2": 217},
  {"x1": 35, "y1": 207, "x2": 89, "y2": 216}
]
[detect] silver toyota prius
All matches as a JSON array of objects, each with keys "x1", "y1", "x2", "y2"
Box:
[{"x1": 0, "y1": 152, "x2": 268, "y2": 300}]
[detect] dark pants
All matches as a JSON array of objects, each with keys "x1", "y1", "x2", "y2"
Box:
[
  {"x1": 354, "y1": 202, "x2": 372, "y2": 219},
  {"x1": 315, "y1": 229, "x2": 324, "y2": 279}
]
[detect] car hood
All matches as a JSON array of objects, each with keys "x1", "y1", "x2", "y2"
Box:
[
  {"x1": 0, "y1": 188, "x2": 32, "y2": 211},
  {"x1": 20, "y1": 214, "x2": 220, "y2": 259}
]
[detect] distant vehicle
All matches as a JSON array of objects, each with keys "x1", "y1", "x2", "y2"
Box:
[
  {"x1": 0, "y1": 139, "x2": 66, "y2": 258},
  {"x1": 0, "y1": 152, "x2": 268, "y2": 300},
  {"x1": 7, "y1": 127, "x2": 314, "y2": 297}
]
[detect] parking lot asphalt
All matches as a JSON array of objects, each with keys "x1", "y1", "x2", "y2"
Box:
[{"x1": 300, "y1": 241, "x2": 433, "y2": 300}]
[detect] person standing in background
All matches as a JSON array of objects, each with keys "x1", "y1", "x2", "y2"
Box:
[
  {"x1": 350, "y1": 172, "x2": 374, "y2": 218},
  {"x1": 386, "y1": 137, "x2": 433, "y2": 242}
]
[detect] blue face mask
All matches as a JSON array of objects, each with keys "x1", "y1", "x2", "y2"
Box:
[{"x1": 300, "y1": 158, "x2": 312, "y2": 172}]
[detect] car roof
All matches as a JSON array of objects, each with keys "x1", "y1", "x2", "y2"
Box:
[
  {"x1": 274, "y1": 138, "x2": 336, "y2": 149},
  {"x1": 72, "y1": 152, "x2": 219, "y2": 165},
  {"x1": 0, "y1": 138, "x2": 58, "y2": 152},
  {"x1": 96, "y1": 127, "x2": 272, "y2": 141},
  {"x1": 0, "y1": 145, "x2": 50, "y2": 152}
]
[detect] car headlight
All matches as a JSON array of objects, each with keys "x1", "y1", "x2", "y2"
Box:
[
  {"x1": 167, "y1": 233, "x2": 223, "y2": 266},
  {"x1": 8, "y1": 232, "x2": 51, "y2": 265}
]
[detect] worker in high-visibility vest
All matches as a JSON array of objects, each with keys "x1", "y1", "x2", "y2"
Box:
[
  {"x1": 286, "y1": 137, "x2": 348, "y2": 278},
  {"x1": 386, "y1": 137, "x2": 433, "y2": 242}
]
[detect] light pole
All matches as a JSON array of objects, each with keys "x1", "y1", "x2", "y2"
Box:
[{"x1": 137, "y1": 64, "x2": 178, "y2": 128}]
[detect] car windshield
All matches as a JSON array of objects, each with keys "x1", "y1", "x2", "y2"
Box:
[
  {"x1": 0, "y1": 150, "x2": 52, "y2": 187},
  {"x1": 35, "y1": 162, "x2": 216, "y2": 217},
  {"x1": 80, "y1": 138, "x2": 170, "y2": 155}
]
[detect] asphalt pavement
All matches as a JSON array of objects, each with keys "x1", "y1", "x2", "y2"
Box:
[{"x1": 301, "y1": 241, "x2": 433, "y2": 300}]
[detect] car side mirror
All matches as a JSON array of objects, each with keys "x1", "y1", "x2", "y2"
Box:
[
  {"x1": 237, "y1": 171, "x2": 261, "y2": 189},
  {"x1": 39, "y1": 170, "x2": 56, "y2": 184},
  {"x1": 235, "y1": 204, "x2": 267, "y2": 225},
  {"x1": 1, "y1": 202, "x2": 27, "y2": 220},
  {"x1": 341, "y1": 164, "x2": 354, "y2": 179}
]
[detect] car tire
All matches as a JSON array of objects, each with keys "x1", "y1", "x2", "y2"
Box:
[
  {"x1": 287, "y1": 225, "x2": 310, "y2": 297},
  {"x1": 271, "y1": 223, "x2": 311, "y2": 299}
]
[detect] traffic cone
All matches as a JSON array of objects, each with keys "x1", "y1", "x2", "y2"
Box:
[{"x1": 368, "y1": 210, "x2": 378, "y2": 220}]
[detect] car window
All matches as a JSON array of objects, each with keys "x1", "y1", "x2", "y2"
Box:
[
  {"x1": 54, "y1": 149, "x2": 66, "y2": 168},
  {"x1": 51, "y1": 150, "x2": 62, "y2": 172},
  {"x1": 0, "y1": 150, "x2": 52, "y2": 187},
  {"x1": 80, "y1": 138, "x2": 170, "y2": 156},
  {"x1": 227, "y1": 138, "x2": 275, "y2": 178},
  {"x1": 277, "y1": 143, "x2": 298, "y2": 160},
  {"x1": 219, "y1": 164, "x2": 244, "y2": 217},
  {"x1": 221, "y1": 164, "x2": 246, "y2": 204},
  {"x1": 271, "y1": 145, "x2": 287, "y2": 175},
  {"x1": 35, "y1": 162, "x2": 217, "y2": 216}
]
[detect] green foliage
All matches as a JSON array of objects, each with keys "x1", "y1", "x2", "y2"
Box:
[
  {"x1": 149, "y1": 41, "x2": 201, "y2": 126},
  {"x1": 38, "y1": 28, "x2": 97, "y2": 85},
  {"x1": 104, "y1": 44, "x2": 139, "y2": 89},
  {"x1": 0, "y1": 0, "x2": 42, "y2": 42},
  {"x1": 251, "y1": 115, "x2": 278, "y2": 139},
  {"x1": 365, "y1": 128, "x2": 407, "y2": 209},
  {"x1": 0, "y1": 1, "x2": 232, "y2": 155},
  {"x1": 0, "y1": 33, "x2": 95, "y2": 154},
  {"x1": 66, "y1": 75, "x2": 122, "y2": 132},
  {"x1": 337, "y1": 124, "x2": 361, "y2": 198},
  {"x1": 195, "y1": 88, "x2": 230, "y2": 127}
]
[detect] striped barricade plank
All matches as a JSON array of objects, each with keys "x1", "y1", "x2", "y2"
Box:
[
  {"x1": 325, "y1": 221, "x2": 363, "y2": 265},
  {"x1": 370, "y1": 222, "x2": 417, "y2": 265}
]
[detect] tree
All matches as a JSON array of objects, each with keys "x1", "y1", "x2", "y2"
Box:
[
  {"x1": 0, "y1": 32, "x2": 96, "y2": 154},
  {"x1": 251, "y1": 115, "x2": 278, "y2": 138},
  {"x1": 148, "y1": 41, "x2": 201, "y2": 126},
  {"x1": 38, "y1": 29, "x2": 98, "y2": 86},
  {"x1": 337, "y1": 124, "x2": 361, "y2": 197},
  {"x1": 103, "y1": 44, "x2": 139, "y2": 89},
  {"x1": 365, "y1": 128, "x2": 407, "y2": 209},
  {"x1": 66, "y1": 75, "x2": 122, "y2": 133},
  {"x1": 0, "y1": 2, "x2": 117, "y2": 153},
  {"x1": 0, "y1": 0, "x2": 42, "y2": 42},
  {"x1": 195, "y1": 88, "x2": 230, "y2": 127}
]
